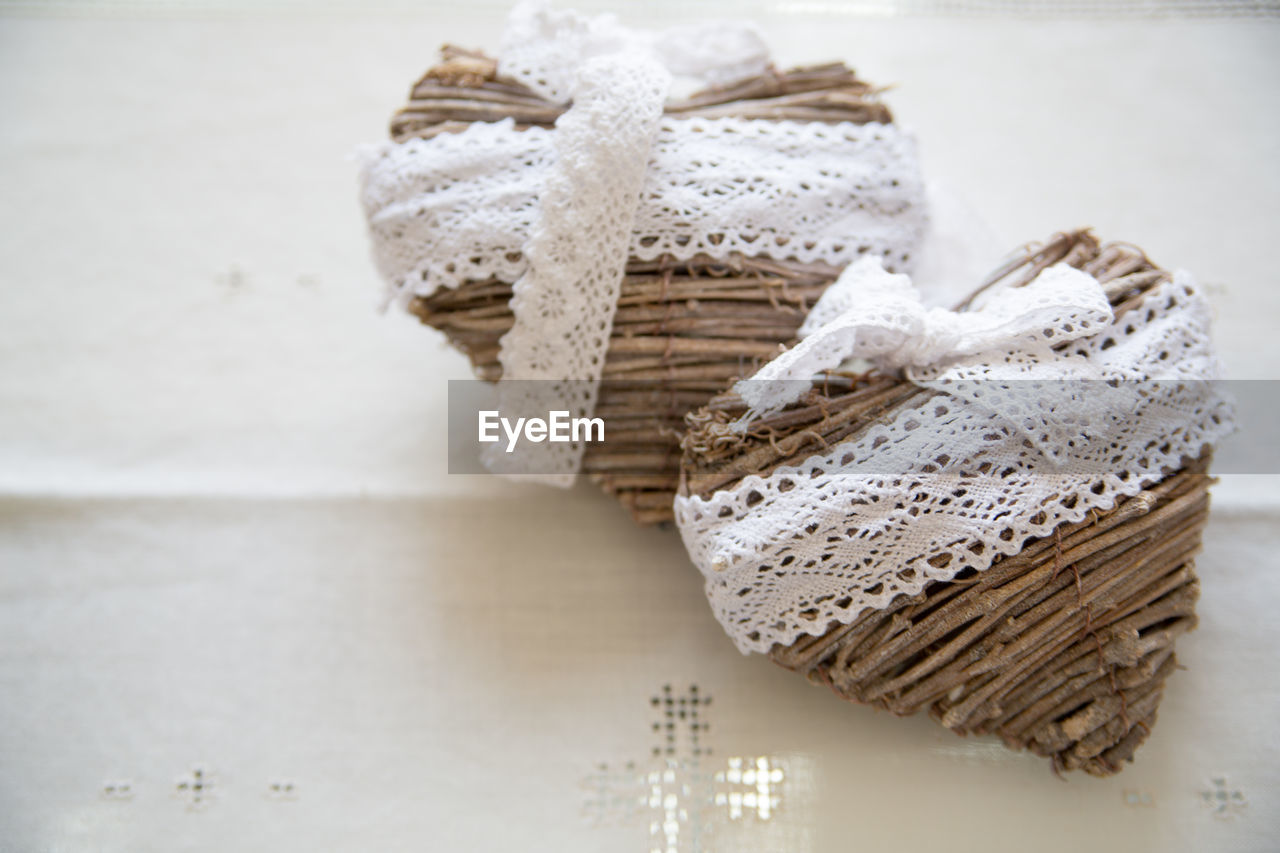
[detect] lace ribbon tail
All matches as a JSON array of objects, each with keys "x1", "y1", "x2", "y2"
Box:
[{"x1": 483, "y1": 53, "x2": 672, "y2": 485}]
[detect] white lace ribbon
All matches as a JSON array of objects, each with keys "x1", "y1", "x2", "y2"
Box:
[
  {"x1": 675, "y1": 265, "x2": 1234, "y2": 654},
  {"x1": 361, "y1": 119, "x2": 924, "y2": 302},
  {"x1": 486, "y1": 3, "x2": 677, "y2": 484},
  {"x1": 483, "y1": 48, "x2": 670, "y2": 484}
]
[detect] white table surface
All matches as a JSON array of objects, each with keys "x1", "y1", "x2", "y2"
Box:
[{"x1": 1, "y1": 3, "x2": 1278, "y2": 851}]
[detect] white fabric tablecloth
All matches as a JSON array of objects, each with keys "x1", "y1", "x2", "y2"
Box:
[{"x1": 1, "y1": 4, "x2": 1277, "y2": 851}]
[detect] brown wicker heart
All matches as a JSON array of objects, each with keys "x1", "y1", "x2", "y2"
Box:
[
  {"x1": 384, "y1": 47, "x2": 910, "y2": 524},
  {"x1": 680, "y1": 231, "x2": 1212, "y2": 775}
]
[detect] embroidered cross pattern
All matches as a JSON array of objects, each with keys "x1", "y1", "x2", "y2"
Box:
[
  {"x1": 101, "y1": 780, "x2": 133, "y2": 800},
  {"x1": 585, "y1": 684, "x2": 787, "y2": 853},
  {"x1": 174, "y1": 765, "x2": 213, "y2": 808},
  {"x1": 713, "y1": 756, "x2": 784, "y2": 821},
  {"x1": 1199, "y1": 775, "x2": 1247, "y2": 818},
  {"x1": 643, "y1": 760, "x2": 706, "y2": 853},
  {"x1": 267, "y1": 780, "x2": 298, "y2": 800},
  {"x1": 652, "y1": 683, "x2": 710, "y2": 758}
]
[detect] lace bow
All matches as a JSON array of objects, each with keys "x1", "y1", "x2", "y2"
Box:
[
  {"x1": 499, "y1": 0, "x2": 771, "y2": 103},
  {"x1": 735, "y1": 256, "x2": 1116, "y2": 419}
]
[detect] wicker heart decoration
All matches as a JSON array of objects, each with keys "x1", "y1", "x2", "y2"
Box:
[
  {"x1": 359, "y1": 1, "x2": 928, "y2": 521},
  {"x1": 676, "y1": 231, "x2": 1234, "y2": 774}
]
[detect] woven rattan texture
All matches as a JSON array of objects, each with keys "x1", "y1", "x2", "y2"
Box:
[{"x1": 680, "y1": 232, "x2": 1216, "y2": 774}]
